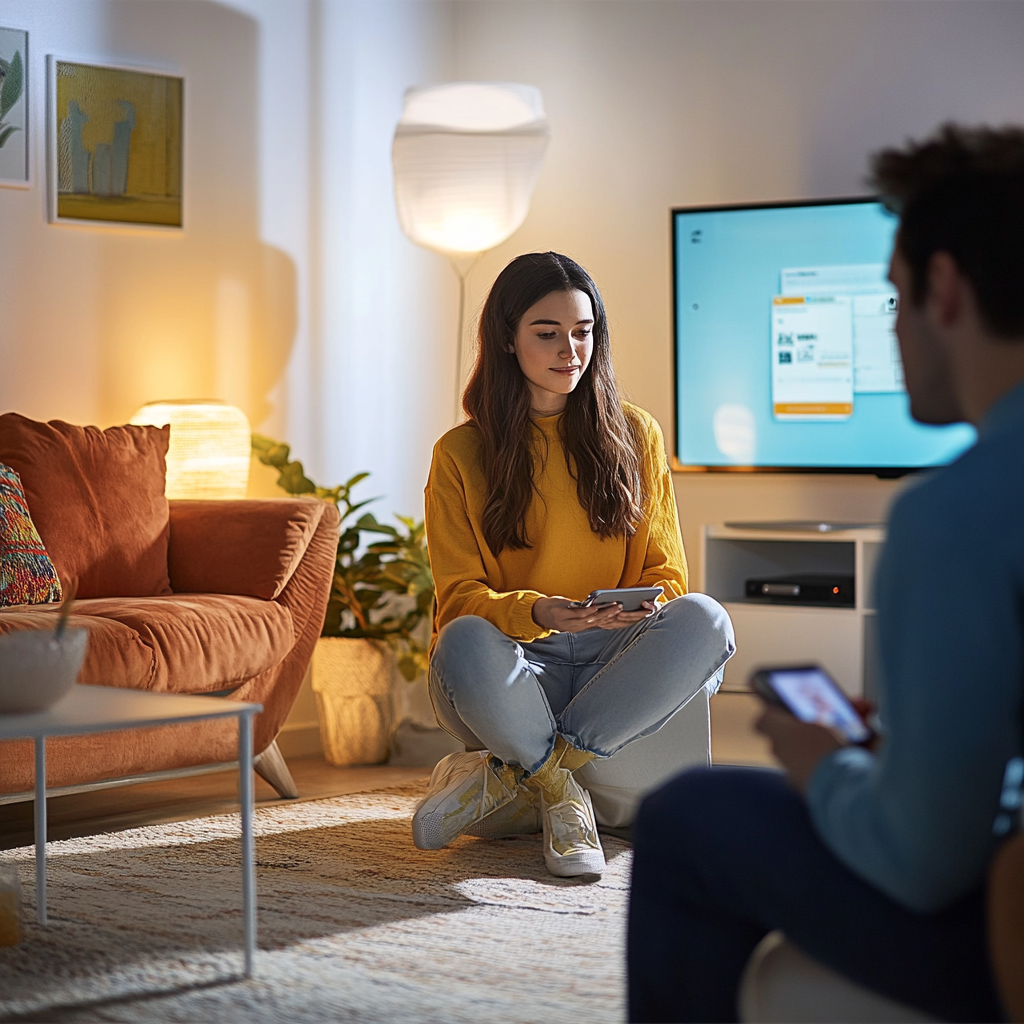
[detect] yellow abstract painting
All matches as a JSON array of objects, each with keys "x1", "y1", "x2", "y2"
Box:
[{"x1": 53, "y1": 60, "x2": 182, "y2": 227}]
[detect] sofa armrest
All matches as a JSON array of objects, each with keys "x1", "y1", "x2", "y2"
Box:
[{"x1": 168, "y1": 498, "x2": 340, "y2": 599}]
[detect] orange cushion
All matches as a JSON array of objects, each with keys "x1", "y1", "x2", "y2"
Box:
[
  {"x1": 168, "y1": 498, "x2": 328, "y2": 599},
  {"x1": 0, "y1": 414, "x2": 172, "y2": 598},
  {"x1": 0, "y1": 595, "x2": 295, "y2": 694},
  {"x1": 0, "y1": 605, "x2": 156, "y2": 688}
]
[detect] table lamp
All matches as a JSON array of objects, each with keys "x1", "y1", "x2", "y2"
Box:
[{"x1": 130, "y1": 399, "x2": 251, "y2": 499}]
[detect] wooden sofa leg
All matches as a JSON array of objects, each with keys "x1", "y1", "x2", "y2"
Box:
[{"x1": 253, "y1": 740, "x2": 299, "y2": 799}]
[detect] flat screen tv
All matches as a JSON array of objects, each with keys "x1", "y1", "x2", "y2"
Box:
[{"x1": 672, "y1": 197, "x2": 976, "y2": 474}]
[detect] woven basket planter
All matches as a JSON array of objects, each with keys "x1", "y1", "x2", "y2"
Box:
[{"x1": 311, "y1": 637, "x2": 394, "y2": 766}]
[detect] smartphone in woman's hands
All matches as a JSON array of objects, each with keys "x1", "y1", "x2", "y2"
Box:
[{"x1": 570, "y1": 586, "x2": 663, "y2": 612}]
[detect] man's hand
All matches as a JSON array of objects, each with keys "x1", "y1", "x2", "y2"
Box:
[
  {"x1": 754, "y1": 705, "x2": 844, "y2": 793},
  {"x1": 532, "y1": 597, "x2": 656, "y2": 633}
]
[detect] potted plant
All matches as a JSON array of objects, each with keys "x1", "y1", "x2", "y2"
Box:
[{"x1": 252, "y1": 436, "x2": 433, "y2": 765}]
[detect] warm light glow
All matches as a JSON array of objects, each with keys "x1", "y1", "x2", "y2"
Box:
[
  {"x1": 130, "y1": 400, "x2": 251, "y2": 500},
  {"x1": 392, "y1": 82, "x2": 549, "y2": 256}
]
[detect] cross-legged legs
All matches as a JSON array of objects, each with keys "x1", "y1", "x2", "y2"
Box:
[
  {"x1": 428, "y1": 594, "x2": 736, "y2": 771},
  {"x1": 416, "y1": 597, "x2": 735, "y2": 875}
]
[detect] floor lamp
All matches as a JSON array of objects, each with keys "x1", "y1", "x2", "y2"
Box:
[{"x1": 392, "y1": 82, "x2": 549, "y2": 423}]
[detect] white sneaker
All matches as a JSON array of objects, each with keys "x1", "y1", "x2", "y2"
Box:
[
  {"x1": 412, "y1": 750, "x2": 520, "y2": 850},
  {"x1": 541, "y1": 779, "x2": 606, "y2": 877},
  {"x1": 465, "y1": 786, "x2": 542, "y2": 839}
]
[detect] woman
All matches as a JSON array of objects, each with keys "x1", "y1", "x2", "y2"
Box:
[{"x1": 414, "y1": 252, "x2": 734, "y2": 877}]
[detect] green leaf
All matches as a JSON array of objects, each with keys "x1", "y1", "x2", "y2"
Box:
[
  {"x1": 315, "y1": 485, "x2": 343, "y2": 506},
  {"x1": 397, "y1": 656, "x2": 420, "y2": 682},
  {"x1": 250, "y1": 433, "x2": 279, "y2": 458},
  {"x1": 266, "y1": 445, "x2": 293, "y2": 468},
  {"x1": 346, "y1": 498, "x2": 378, "y2": 518},
  {"x1": 277, "y1": 462, "x2": 316, "y2": 495},
  {"x1": 366, "y1": 543, "x2": 402, "y2": 557},
  {"x1": 355, "y1": 511, "x2": 385, "y2": 529},
  {"x1": 0, "y1": 123, "x2": 19, "y2": 149},
  {"x1": 0, "y1": 50, "x2": 23, "y2": 121}
]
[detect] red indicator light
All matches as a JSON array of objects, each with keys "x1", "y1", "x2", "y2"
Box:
[{"x1": 833, "y1": 587, "x2": 840, "y2": 594}]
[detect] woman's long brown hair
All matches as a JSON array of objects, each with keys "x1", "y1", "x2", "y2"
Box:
[{"x1": 463, "y1": 252, "x2": 645, "y2": 554}]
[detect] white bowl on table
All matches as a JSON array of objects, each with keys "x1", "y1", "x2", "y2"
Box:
[{"x1": 0, "y1": 628, "x2": 88, "y2": 714}]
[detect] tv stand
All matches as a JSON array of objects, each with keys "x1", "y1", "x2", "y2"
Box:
[{"x1": 701, "y1": 523, "x2": 885, "y2": 698}]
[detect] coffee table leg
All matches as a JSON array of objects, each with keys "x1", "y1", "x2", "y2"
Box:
[
  {"x1": 34, "y1": 737, "x2": 47, "y2": 925},
  {"x1": 239, "y1": 712, "x2": 255, "y2": 977}
]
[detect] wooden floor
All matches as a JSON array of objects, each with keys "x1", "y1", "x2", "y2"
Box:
[
  {"x1": 0, "y1": 698, "x2": 774, "y2": 853},
  {"x1": 0, "y1": 758, "x2": 429, "y2": 853}
]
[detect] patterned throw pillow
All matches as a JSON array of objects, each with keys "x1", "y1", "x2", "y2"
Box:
[{"x1": 0, "y1": 462, "x2": 63, "y2": 606}]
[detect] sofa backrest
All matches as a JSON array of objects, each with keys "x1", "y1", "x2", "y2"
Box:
[{"x1": 0, "y1": 413, "x2": 172, "y2": 599}]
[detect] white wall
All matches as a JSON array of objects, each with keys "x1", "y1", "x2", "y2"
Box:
[
  {"x1": 310, "y1": 0, "x2": 455, "y2": 518},
  {"x1": 0, "y1": 0, "x2": 455, "y2": 525},
  {"x1": 0, "y1": 0, "x2": 292, "y2": 429},
  {"x1": 451, "y1": 0, "x2": 1024, "y2": 581},
  {"x1": 219, "y1": 0, "x2": 458, "y2": 520}
]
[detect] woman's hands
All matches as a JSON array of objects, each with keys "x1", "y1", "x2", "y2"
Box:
[{"x1": 531, "y1": 597, "x2": 656, "y2": 633}]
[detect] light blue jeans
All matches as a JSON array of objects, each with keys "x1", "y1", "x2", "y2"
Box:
[{"x1": 428, "y1": 594, "x2": 735, "y2": 774}]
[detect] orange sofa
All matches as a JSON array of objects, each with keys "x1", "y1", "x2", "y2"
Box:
[{"x1": 0, "y1": 414, "x2": 340, "y2": 799}]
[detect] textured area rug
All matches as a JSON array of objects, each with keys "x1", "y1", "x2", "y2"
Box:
[{"x1": 0, "y1": 784, "x2": 631, "y2": 1023}]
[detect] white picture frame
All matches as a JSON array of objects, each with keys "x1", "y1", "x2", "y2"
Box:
[
  {"x1": 47, "y1": 55, "x2": 184, "y2": 230},
  {"x1": 0, "y1": 26, "x2": 30, "y2": 189}
]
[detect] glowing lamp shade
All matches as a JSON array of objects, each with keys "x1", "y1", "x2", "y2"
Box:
[
  {"x1": 392, "y1": 82, "x2": 549, "y2": 256},
  {"x1": 130, "y1": 400, "x2": 251, "y2": 500}
]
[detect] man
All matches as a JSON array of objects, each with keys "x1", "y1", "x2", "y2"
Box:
[{"x1": 628, "y1": 124, "x2": 1024, "y2": 1023}]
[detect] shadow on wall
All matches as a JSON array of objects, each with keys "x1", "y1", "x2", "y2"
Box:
[{"x1": 86, "y1": 0, "x2": 297, "y2": 428}]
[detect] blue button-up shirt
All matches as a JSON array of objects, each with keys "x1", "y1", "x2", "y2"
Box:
[{"x1": 808, "y1": 379, "x2": 1024, "y2": 913}]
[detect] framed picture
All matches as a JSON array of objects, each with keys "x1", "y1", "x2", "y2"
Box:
[
  {"x1": 47, "y1": 57, "x2": 183, "y2": 228},
  {"x1": 0, "y1": 27, "x2": 29, "y2": 188}
]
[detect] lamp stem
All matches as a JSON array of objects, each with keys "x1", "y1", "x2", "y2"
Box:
[{"x1": 451, "y1": 255, "x2": 482, "y2": 425}]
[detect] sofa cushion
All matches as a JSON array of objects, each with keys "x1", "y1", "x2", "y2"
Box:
[
  {"x1": 168, "y1": 498, "x2": 330, "y2": 599},
  {"x1": 0, "y1": 414, "x2": 172, "y2": 599},
  {"x1": 0, "y1": 606, "x2": 156, "y2": 687},
  {"x1": 0, "y1": 595, "x2": 295, "y2": 694},
  {"x1": 0, "y1": 463, "x2": 63, "y2": 606}
]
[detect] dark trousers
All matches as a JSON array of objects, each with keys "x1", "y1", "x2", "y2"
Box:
[{"x1": 627, "y1": 767, "x2": 1004, "y2": 1023}]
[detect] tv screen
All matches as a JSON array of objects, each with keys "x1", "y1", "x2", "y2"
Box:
[{"x1": 672, "y1": 197, "x2": 976, "y2": 473}]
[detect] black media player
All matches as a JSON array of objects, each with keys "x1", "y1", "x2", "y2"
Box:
[{"x1": 744, "y1": 573, "x2": 855, "y2": 607}]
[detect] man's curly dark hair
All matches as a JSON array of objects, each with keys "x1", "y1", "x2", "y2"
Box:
[{"x1": 869, "y1": 124, "x2": 1024, "y2": 339}]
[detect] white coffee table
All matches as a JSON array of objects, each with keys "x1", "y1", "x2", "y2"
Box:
[{"x1": 0, "y1": 685, "x2": 263, "y2": 977}]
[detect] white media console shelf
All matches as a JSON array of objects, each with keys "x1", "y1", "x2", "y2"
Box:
[{"x1": 700, "y1": 523, "x2": 887, "y2": 698}]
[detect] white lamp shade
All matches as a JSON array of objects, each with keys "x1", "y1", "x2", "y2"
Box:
[
  {"x1": 392, "y1": 82, "x2": 549, "y2": 256},
  {"x1": 130, "y1": 400, "x2": 251, "y2": 500}
]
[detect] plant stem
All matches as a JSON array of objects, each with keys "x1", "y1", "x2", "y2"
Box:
[{"x1": 335, "y1": 575, "x2": 369, "y2": 631}]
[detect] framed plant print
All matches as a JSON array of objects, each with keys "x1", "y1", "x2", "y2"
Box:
[
  {"x1": 48, "y1": 57, "x2": 183, "y2": 228},
  {"x1": 0, "y1": 27, "x2": 29, "y2": 188}
]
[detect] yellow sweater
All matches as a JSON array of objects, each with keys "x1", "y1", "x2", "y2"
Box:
[{"x1": 424, "y1": 404, "x2": 688, "y2": 651}]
